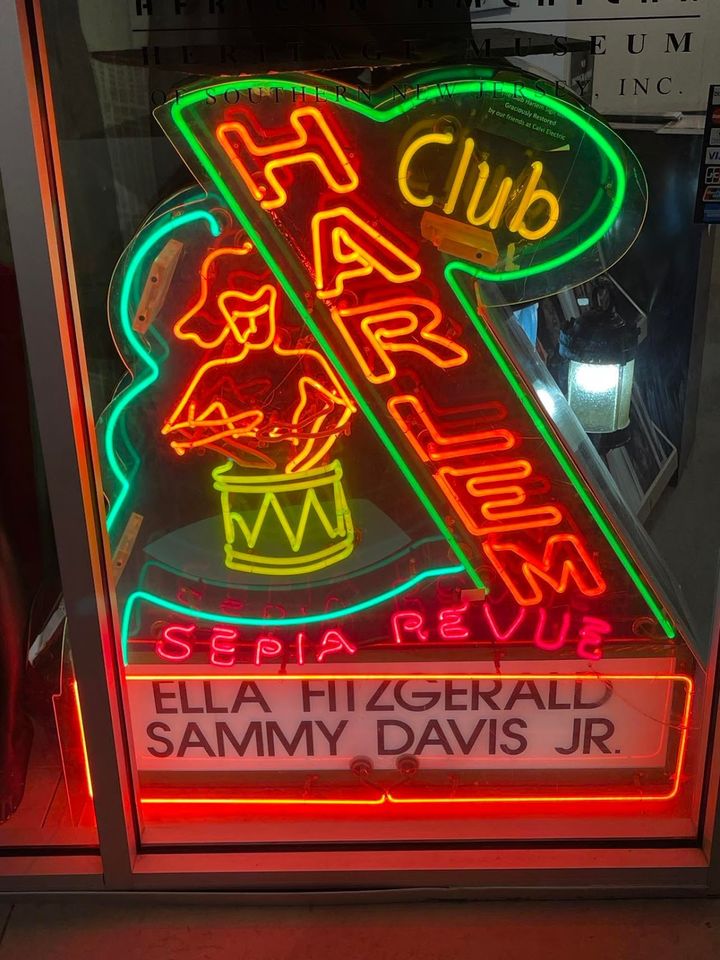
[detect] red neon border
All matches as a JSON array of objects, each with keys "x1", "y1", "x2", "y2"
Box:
[
  {"x1": 72, "y1": 680, "x2": 95, "y2": 800},
  {"x1": 127, "y1": 670, "x2": 693, "y2": 807}
]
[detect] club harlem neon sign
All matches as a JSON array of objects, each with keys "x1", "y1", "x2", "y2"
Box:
[{"x1": 98, "y1": 67, "x2": 696, "y2": 809}]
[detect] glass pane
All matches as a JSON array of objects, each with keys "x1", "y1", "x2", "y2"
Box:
[
  {"x1": 31, "y1": 0, "x2": 720, "y2": 852},
  {"x1": 0, "y1": 172, "x2": 96, "y2": 848}
]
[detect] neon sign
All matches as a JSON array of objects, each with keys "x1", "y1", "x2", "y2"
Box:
[{"x1": 99, "y1": 67, "x2": 696, "y2": 811}]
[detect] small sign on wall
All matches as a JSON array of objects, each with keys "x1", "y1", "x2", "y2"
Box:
[{"x1": 695, "y1": 85, "x2": 720, "y2": 221}]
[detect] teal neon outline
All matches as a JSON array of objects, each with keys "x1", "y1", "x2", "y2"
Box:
[
  {"x1": 160, "y1": 70, "x2": 674, "y2": 639},
  {"x1": 104, "y1": 209, "x2": 222, "y2": 532},
  {"x1": 121, "y1": 563, "x2": 463, "y2": 660}
]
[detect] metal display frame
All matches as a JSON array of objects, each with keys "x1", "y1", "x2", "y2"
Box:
[{"x1": 1, "y1": 0, "x2": 720, "y2": 897}]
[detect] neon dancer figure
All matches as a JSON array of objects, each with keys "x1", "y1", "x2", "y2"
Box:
[{"x1": 161, "y1": 244, "x2": 356, "y2": 575}]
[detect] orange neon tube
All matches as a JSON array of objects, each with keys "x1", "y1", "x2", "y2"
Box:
[{"x1": 72, "y1": 680, "x2": 94, "y2": 800}]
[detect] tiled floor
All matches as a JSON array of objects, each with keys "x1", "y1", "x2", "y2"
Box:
[{"x1": 0, "y1": 898, "x2": 719, "y2": 959}]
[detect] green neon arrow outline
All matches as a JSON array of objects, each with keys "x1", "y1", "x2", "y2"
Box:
[{"x1": 162, "y1": 71, "x2": 674, "y2": 638}]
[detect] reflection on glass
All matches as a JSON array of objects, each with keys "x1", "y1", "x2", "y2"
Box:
[{"x1": 0, "y1": 173, "x2": 96, "y2": 847}]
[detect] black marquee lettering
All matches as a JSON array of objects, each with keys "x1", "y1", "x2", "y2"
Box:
[
  {"x1": 177, "y1": 722, "x2": 216, "y2": 757},
  {"x1": 583, "y1": 718, "x2": 615, "y2": 755},
  {"x1": 301, "y1": 681, "x2": 328, "y2": 712},
  {"x1": 556, "y1": 718, "x2": 581, "y2": 755},
  {"x1": 203, "y1": 681, "x2": 228, "y2": 713},
  {"x1": 471, "y1": 679, "x2": 502, "y2": 710},
  {"x1": 152, "y1": 681, "x2": 178, "y2": 714},
  {"x1": 394, "y1": 680, "x2": 441, "y2": 712},
  {"x1": 215, "y1": 721, "x2": 264, "y2": 757},
  {"x1": 314, "y1": 720, "x2": 348, "y2": 755},
  {"x1": 504, "y1": 680, "x2": 545, "y2": 711},
  {"x1": 366, "y1": 680, "x2": 394, "y2": 711},
  {"x1": 573, "y1": 679, "x2": 612, "y2": 710},
  {"x1": 415, "y1": 720, "x2": 453, "y2": 755},
  {"x1": 444, "y1": 681, "x2": 469, "y2": 711},
  {"x1": 500, "y1": 718, "x2": 528, "y2": 756},
  {"x1": 178, "y1": 682, "x2": 204, "y2": 714},
  {"x1": 146, "y1": 722, "x2": 174, "y2": 757},
  {"x1": 547, "y1": 680, "x2": 572, "y2": 710},
  {"x1": 377, "y1": 719, "x2": 414, "y2": 755},
  {"x1": 231, "y1": 681, "x2": 271, "y2": 713},
  {"x1": 265, "y1": 721, "x2": 313, "y2": 757},
  {"x1": 446, "y1": 718, "x2": 487, "y2": 755}
]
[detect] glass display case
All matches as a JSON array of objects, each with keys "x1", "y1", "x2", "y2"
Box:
[{"x1": 1, "y1": 0, "x2": 719, "y2": 895}]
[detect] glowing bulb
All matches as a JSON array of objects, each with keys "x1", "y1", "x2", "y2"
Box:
[
  {"x1": 573, "y1": 363, "x2": 620, "y2": 394},
  {"x1": 567, "y1": 360, "x2": 634, "y2": 434}
]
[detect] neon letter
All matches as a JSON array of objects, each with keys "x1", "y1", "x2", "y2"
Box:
[
  {"x1": 443, "y1": 137, "x2": 476, "y2": 215},
  {"x1": 254, "y1": 636, "x2": 283, "y2": 664},
  {"x1": 482, "y1": 534, "x2": 607, "y2": 606},
  {"x1": 316, "y1": 628, "x2": 357, "y2": 662},
  {"x1": 438, "y1": 603, "x2": 470, "y2": 640},
  {"x1": 217, "y1": 106, "x2": 359, "y2": 210},
  {"x1": 482, "y1": 605, "x2": 526, "y2": 642},
  {"x1": 397, "y1": 130, "x2": 454, "y2": 208},
  {"x1": 156, "y1": 623, "x2": 195, "y2": 662},
  {"x1": 311, "y1": 207, "x2": 421, "y2": 299},
  {"x1": 387, "y1": 394, "x2": 514, "y2": 463},
  {"x1": 576, "y1": 616, "x2": 612, "y2": 661},
  {"x1": 466, "y1": 161, "x2": 514, "y2": 229},
  {"x1": 210, "y1": 626, "x2": 238, "y2": 667},
  {"x1": 532, "y1": 608, "x2": 571, "y2": 652},
  {"x1": 507, "y1": 161, "x2": 560, "y2": 241},
  {"x1": 333, "y1": 298, "x2": 468, "y2": 384},
  {"x1": 435, "y1": 460, "x2": 562, "y2": 536},
  {"x1": 391, "y1": 610, "x2": 429, "y2": 644}
]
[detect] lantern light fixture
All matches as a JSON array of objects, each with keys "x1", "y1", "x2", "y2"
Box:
[{"x1": 560, "y1": 278, "x2": 640, "y2": 447}]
